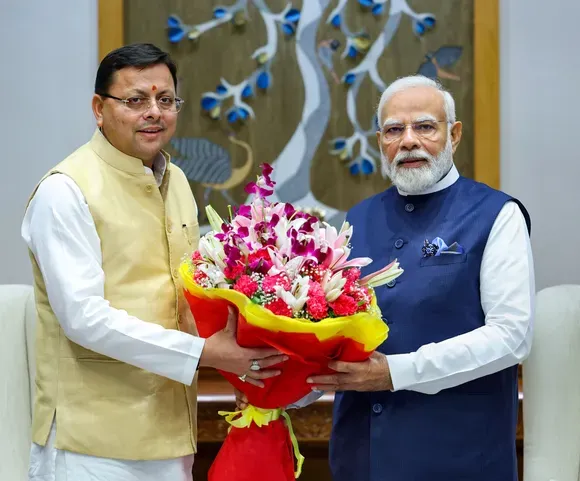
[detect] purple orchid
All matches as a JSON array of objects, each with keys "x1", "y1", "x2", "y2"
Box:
[{"x1": 244, "y1": 163, "x2": 276, "y2": 199}]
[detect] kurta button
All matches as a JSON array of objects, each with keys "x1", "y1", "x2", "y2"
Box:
[
  {"x1": 386, "y1": 280, "x2": 396, "y2": 288},
  {"x1": 394, "y1": 239, "x2": 404, "y2": 249},
  {"x1": 172, "y1": 268, "x2": 179, "y2": 278},
  {"x1": 145, "y1": 184, "x2": 154, "y2": 193},
  {"x1": 372, "y1": 403, "x2": 383, "y2": 414},
  {"x1": 167, "y1": 221, "x2": 173, "y2": 233},
  {"x1": 405, "y1": 203, "x2": 414, "y2": 212}
]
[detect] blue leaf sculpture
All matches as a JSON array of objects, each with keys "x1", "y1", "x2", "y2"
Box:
[
  {"x1": 256, "y1": 71, "x2": 271, "y2": 90},
  {"x1": 168, "y1": 28, "x2": 185, "y2": 43},
  {"x1": 285, "y1": 8, "x2": 301, "y2": 23},
  {"x1": 213, "y1": 7, "x2": 228, "y2": 19},
  {"x1": 361, "y1": 159, "x2": 375, "y2": 174},
  {"x1": 344, "y1": 73, "x2": 356, "y2": 85},
  {"x1": 227, "y1": 110, "x2": 239, "y2": 123},
  {"x1": 241, "y1": 84, "x2": 253, "y2": 98},
  {"x1": 282, "y1": 22, "x2": 296, "y2": 35},
  {"x1": 201, "y1": 96, "x2": 218, "y2": 111}
]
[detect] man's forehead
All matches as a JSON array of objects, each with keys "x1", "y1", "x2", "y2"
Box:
[
  {"x1": 382, "y1": 86, "x2": 444, "y2": 121},
  {"x1": 111, "y1": 65, "x2": 174, "y2": 91}
]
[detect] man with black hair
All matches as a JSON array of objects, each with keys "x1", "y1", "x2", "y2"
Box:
[{"x1": 22, "y1": 43, "x2": 284, "y2": 481}]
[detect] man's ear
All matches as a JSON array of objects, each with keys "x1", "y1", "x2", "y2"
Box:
[
  {"x1": 450, "y1": 121, "x2": 462, "y2": 153},
  {"x1": 92, "y1": 94, "x2": 105, "y2": 128}
]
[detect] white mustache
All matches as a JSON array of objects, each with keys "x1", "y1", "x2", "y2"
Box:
[{"x1": 394, "y1": 150, "x2": 432, "y2": 165}]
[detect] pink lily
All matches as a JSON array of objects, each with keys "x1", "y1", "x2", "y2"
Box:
[{"x1": 360, "y1": 260, "x2": 404, "y2": 288}]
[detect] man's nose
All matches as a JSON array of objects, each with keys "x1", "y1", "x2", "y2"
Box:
[
  {"x1": 143, "y1": 100, "x2": 162, "y2": 119},
  {"x1": 399, "y1": 125, "x2": 420, "y2": 150}
]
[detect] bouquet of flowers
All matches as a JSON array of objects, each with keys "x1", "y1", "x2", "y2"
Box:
[{"x1": 179, "y1": 164, "x2": 403, "y2": 481}]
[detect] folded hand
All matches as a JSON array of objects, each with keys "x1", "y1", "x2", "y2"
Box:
[{"x1": 306, "y1": 352, "x2": 393, "y2": 392}]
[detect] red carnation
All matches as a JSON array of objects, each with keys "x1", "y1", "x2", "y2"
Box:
[
  {"x1": 192, "y1": 251, "x2": 203, "y2": 262},
  {"x1": 193, "y1": 268, "x2": 208, "y2": 286},
  {"x1": 224, "y1": 263, "x2": 245, "y2": 280},
  {"x1": 343, "y1": 268, "x2": 361, "y2": 292},
  {"x1": 307, "y1": 297, "x2": 328, "y2": 320},
  {"x1": 329, "y1": 294, "x2": 358, "y2": 317},
  {"x1": 262, "y1": 273, "x2": 291, "y2": 294},
  {"x1": 343, "y1": 268, "x2": 361, "y2": 283},
  {"x1": 233, "y1": 275, "x2": 259, "y2": 298},
  {"x1": 265, "y1": 298, "x2": 293, "y2": 317},
  {"x1": 308, "y1": 280, "x2": 325, "y2": 297},
  {"x1": 350, "y1": 286, "x2": 371, "y2": 312}
]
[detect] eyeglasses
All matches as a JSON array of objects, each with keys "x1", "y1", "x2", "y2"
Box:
[
  {"x1": 380, "y1": 120, "x2": 449, "y2": 143},
  {"x1": 98, "y1": 93, "x2": 184, "y2": 113}
]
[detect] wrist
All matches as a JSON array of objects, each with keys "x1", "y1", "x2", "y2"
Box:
[
  {"x1": 383, "y1": 354, "x2": 393, "y2": 391},
  {"x1": 198, "y1": 337, "x2": 214, "y2": 368}
]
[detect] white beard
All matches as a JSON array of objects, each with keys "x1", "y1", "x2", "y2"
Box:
[{"x1": 380, "y1": 136, "x2": 454, "y2": 194}]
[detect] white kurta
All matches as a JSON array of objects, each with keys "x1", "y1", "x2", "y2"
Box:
[{"x1": 22, "y1": 155, "x2": 203, "y2": 481}]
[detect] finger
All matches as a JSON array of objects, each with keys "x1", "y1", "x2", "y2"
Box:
[
  {"x1": 328, "y1": 361, "x2": 356, "y2": 373},
  {"x1": 245, "y1": 377, "x2": 264, "y2": 388},
  {"x1": 225, "y1": 305, "x2": 238, "y2": 333},
  {"x1": 310, "y1": 384, "x2": 339, "y2": 392},
  {"x1": 307, "y1": 374, "x2": 339, "y2": 385},
  {"x1": 237, "y1": 401, "x2": 249, "y2": 410},
  {"x1": 246, "y1": 368, "x2": 282, "y2": 380},
  {"x1": 234, "y1": 388, "x2": 248, "y2": 403},
  {"x1": 249, "y1": 347, "x2": 283, "y2": 359},
  {"x1": 252, "y1": 354, "x2": 289, "y2": 369},
  {"x1": 233, "y1": 388, "x2": 248, "y2": 404}
]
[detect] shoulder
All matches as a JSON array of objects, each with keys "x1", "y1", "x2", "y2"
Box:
[
  {"x1": 31, "y1": 174, "x2": 86, "y2": 212},
  {"x1": 458, "y1": 177, "x2": 531, "y2": 235}
]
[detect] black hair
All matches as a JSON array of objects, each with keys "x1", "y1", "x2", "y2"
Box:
[{"x1": 94, "y1": 43, "x2": 178, "y2": 95}]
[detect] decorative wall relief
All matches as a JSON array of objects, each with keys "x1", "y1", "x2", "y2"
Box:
[{"x1": 124, "y1": 0, "x2": 474, "y2": 230}]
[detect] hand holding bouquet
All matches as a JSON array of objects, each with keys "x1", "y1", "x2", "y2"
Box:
[{"x1": 180, "y1": 164, "x2": 403, "y2": 480}]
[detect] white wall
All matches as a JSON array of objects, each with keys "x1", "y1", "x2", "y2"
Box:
[
  {"x1": 0, "y1": 0, "x2": 98, "y2": 285},
  {"x1": 500, "y1": 0, "x2": 580, "y2": 291}
]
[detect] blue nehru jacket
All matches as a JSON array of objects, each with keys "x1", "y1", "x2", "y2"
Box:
[{"x1": 329, "y1": 174, "x2": 531, "y2": 481}]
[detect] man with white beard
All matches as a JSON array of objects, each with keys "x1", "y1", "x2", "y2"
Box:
[{"x1": 306, "y1": 75, "x2": 536, "y2": 480}]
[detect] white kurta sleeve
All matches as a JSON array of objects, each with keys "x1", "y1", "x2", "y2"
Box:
[
  {"x1": 21, "y1": 174, "x2": 205, "y2": 386},
  {"x1": 387, "y1": 201, "x2": 535, "y2": 394}
]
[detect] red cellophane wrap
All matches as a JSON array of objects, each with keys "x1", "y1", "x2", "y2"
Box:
[{"x1": 181, "y1": 265, "x2": 388, "y2": 481}]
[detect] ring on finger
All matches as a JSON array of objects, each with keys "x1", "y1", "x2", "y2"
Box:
[
  {"x1": 250, "y1": 360, "x2": 261, "y2": 371},
  {"x1": 238, "y1": 374, "x2": 247, "y2": 382}
]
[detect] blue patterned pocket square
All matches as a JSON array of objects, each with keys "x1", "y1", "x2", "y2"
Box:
[{"x1": 422, "y1": 237, "x2": 464, "y2": 257}]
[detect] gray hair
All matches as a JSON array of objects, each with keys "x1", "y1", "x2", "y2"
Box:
[{"x1": 376, "y1": 75, "x2": 456, "y2": 126}]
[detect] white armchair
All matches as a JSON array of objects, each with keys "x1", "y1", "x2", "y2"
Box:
[
  {"x1": 523, "y1": 284, "x2": 580, "y2": 481},
  {"x1": 0, "y1": 284, "x2": 36, "y2": 481}
]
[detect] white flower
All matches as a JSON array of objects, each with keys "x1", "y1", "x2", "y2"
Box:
[
  {"x1": 275, "y1": 275, "x2": 310, "y2": 315},
  {"x1": 321, "y1": 271, "x2": 347, "y2": 303},
  {"x1": 198, "y1": 234, "x2": 227, "y2": 269}
]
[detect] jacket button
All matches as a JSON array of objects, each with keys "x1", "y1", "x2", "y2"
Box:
[
  {"x1": 386, "y1": 279, "x2": 396, "y2": 288},
  {"x1": 405, "y1": 203, "x2": 414, "y2": 212},
  {"x1": 394, "y1": 239, "x2": 404, "y2": 249},
  {"x1": 167, "y1": 220, "x2": 173, "y2": 233},
  {"x1": 372, "y1": 403, "x2": 383, "y2": 414},
  {"x1": 145, "y1": 184, "x2": 154, "y2": 193},
  {"x1": 172, "y1": 268, "x2": 179, "y2": 279}
]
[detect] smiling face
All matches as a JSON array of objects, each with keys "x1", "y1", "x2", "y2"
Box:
[
  {"x1": 92, "y1": 64, "x2": 178, "y2": 166},
  {"x1": 376, "y1": 85, "x2": 462, "y2": 193}
]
